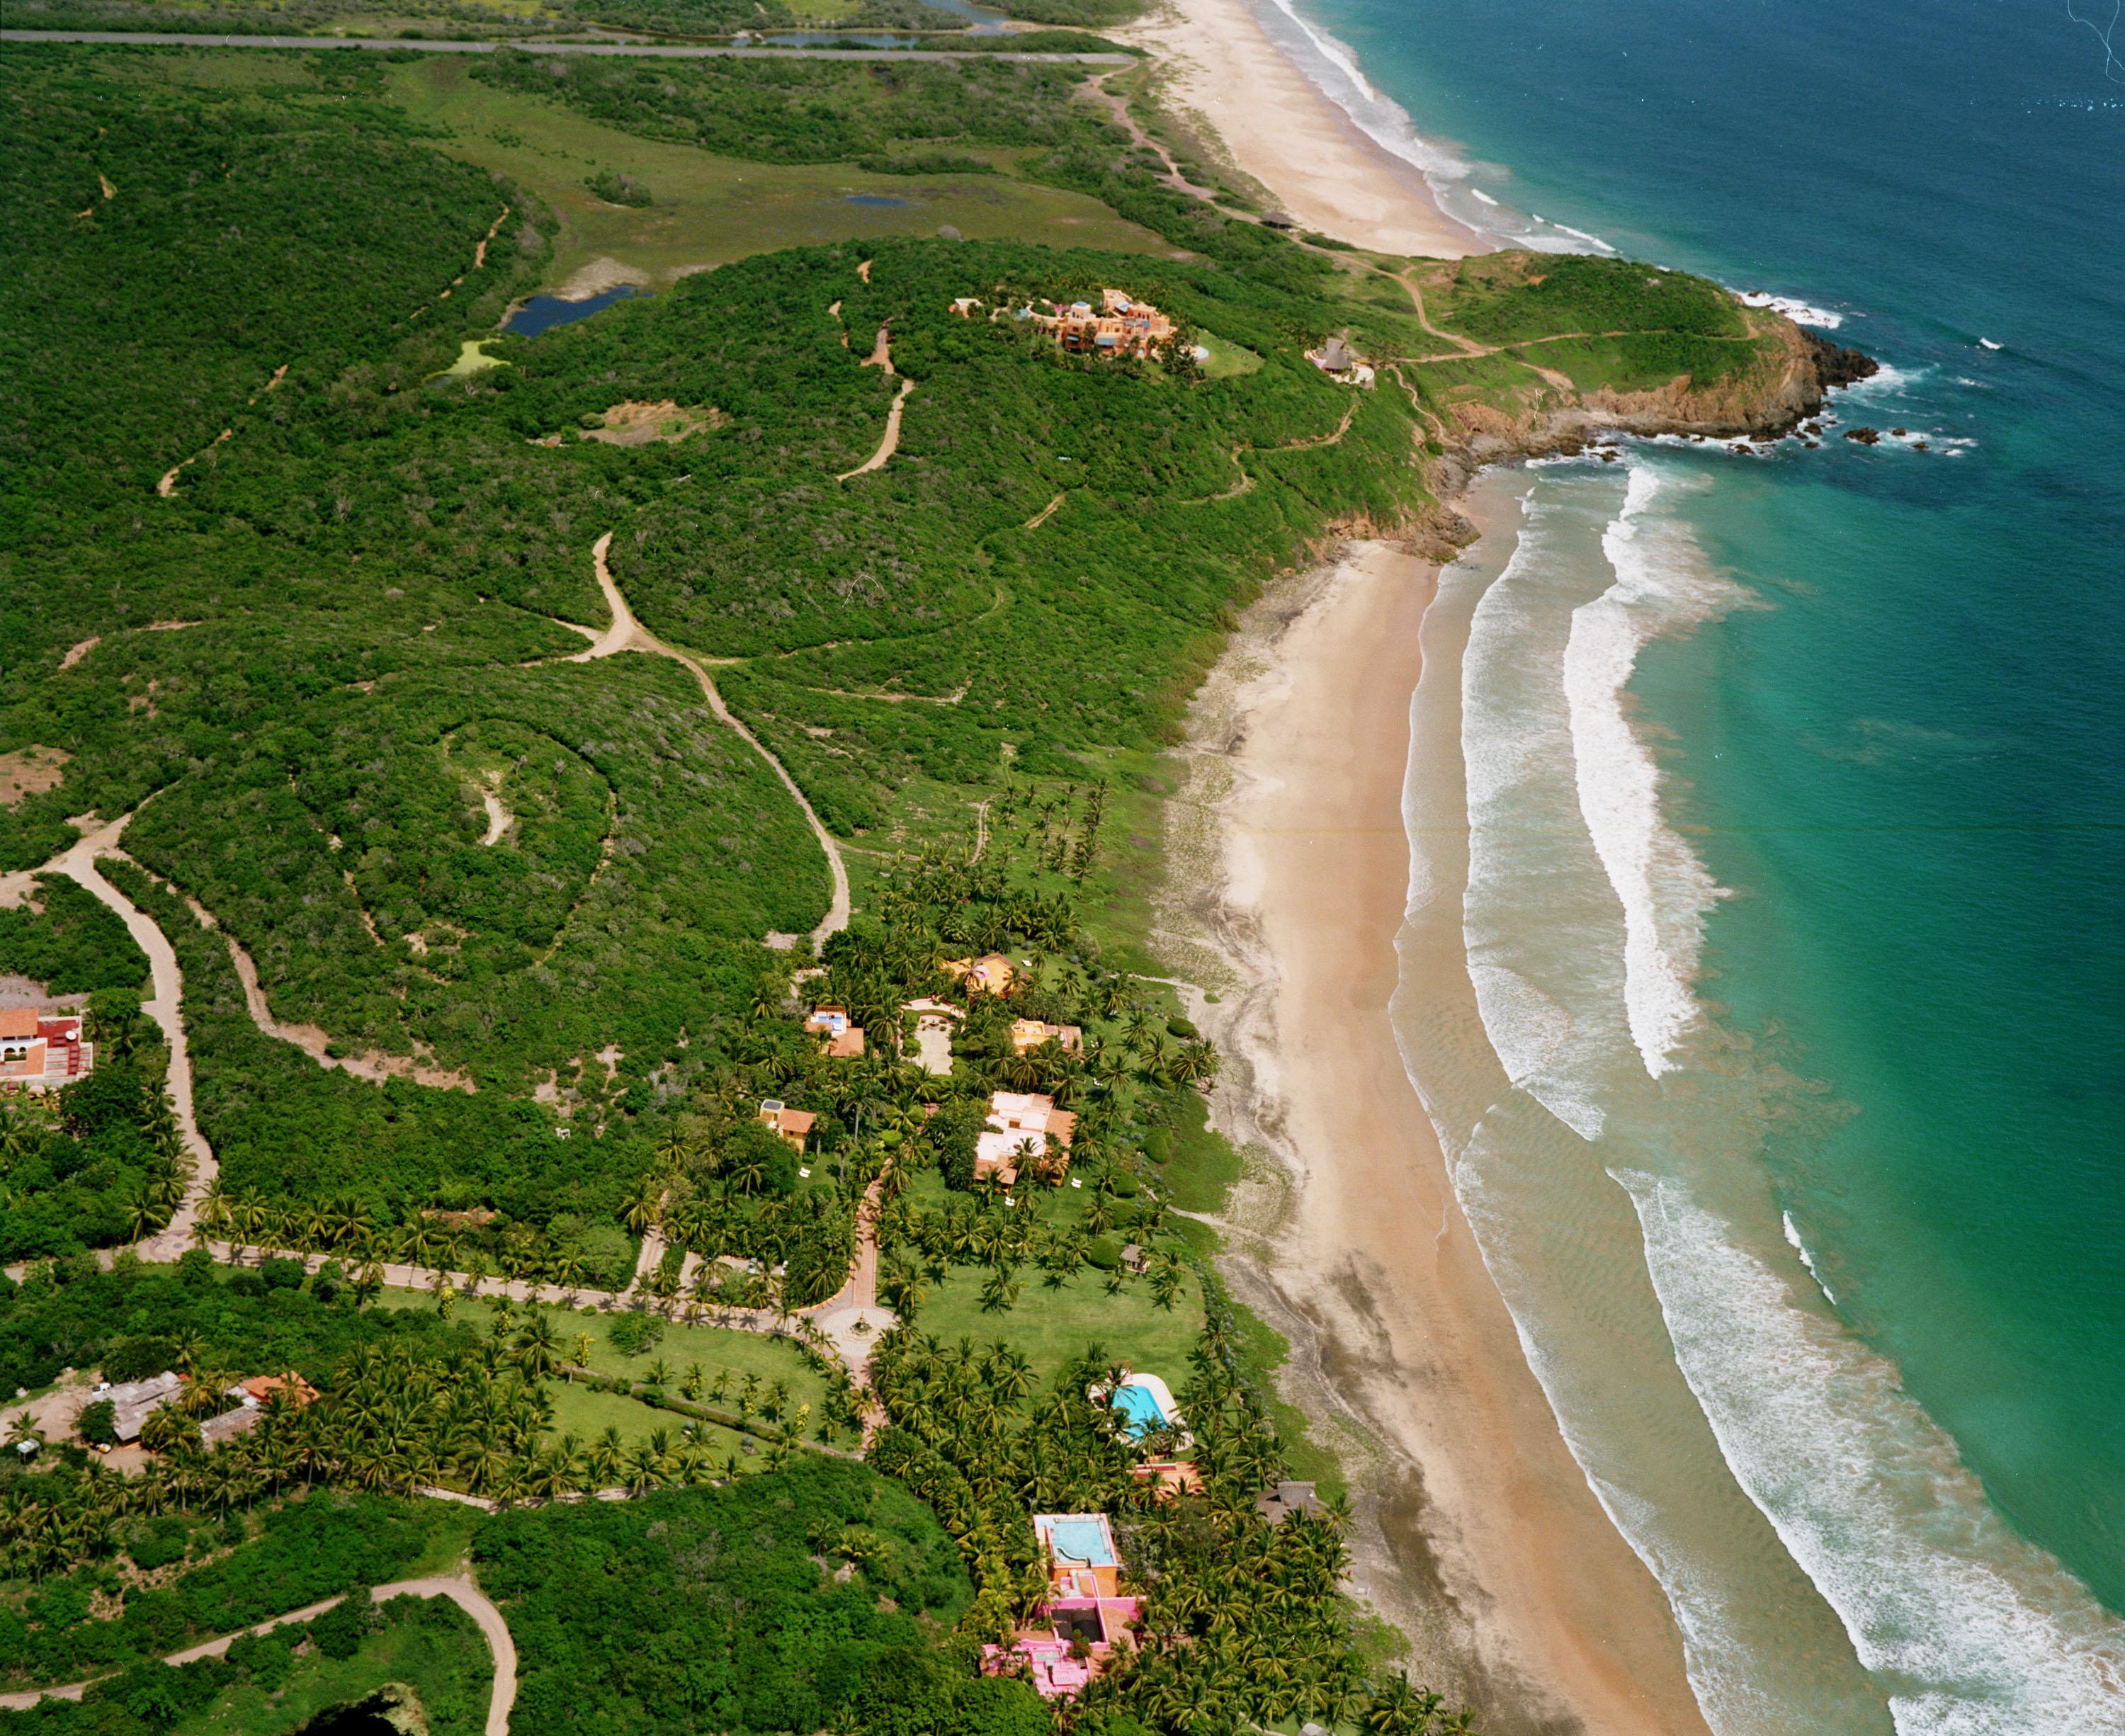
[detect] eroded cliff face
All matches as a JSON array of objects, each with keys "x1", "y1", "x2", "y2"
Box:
[{"x1": 1441, "y1": 314, "x2": 1878, "y2": 469}]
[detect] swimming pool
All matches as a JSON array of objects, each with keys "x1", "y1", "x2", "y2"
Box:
[
  {"x1": 1110, "y1": 1383, "x2": 1167, "y2": 1440},
  {"x1": 1043, "y1": 1516, "x2": 1116, "y2": 1568}
]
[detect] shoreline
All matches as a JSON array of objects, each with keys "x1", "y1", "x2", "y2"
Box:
[
  {"x1": 1124, "y1": 2, "x2": 1720, "y2": 1723},
  {"x1": 1157, "y1": 529, "x2": 1715, "y2": 1733},
  {"x1": 1115, "y1": 0, "x2": 1485, "y2": 259}
]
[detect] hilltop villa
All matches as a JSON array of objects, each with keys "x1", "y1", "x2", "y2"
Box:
[
  {"x1": 1018, "y1": 289, "x2": 1175, "y2": 361},
  {"x1": 1009, "y1": 1018, "x2": 1081, "y2": 1055},
  {"x1": 758, "y1": 1099, "x2": 816, "y2": 1154},
  {"x1": 976, "y1": 1089, "x2": 1076, "y2": 1186},
  {"x1": 0, "y1": 1008, "x2": 93, "y2": 1093},
  {"x1": 941, "y1": 953, "x2": 1018, "y2": 997}
]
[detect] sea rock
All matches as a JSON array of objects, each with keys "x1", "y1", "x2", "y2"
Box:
[
  {"x1": 1806, "y1": 332, "x2": 1881, "y2": 390},
  {"x1": 1844, "y1": 427, "x2": 1881, "y2": 445},
  {"x1": 1891, "y1": 427, "x2": 1908, "y2": 437}
]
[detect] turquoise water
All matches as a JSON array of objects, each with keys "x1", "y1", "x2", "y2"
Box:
[
  {"x1": 1111, "y1": 1381, "x2": 1167, "y2": 1438},
  {"x1": 1269, "y1": 0, "x2": 2125, "y2": 1726}
]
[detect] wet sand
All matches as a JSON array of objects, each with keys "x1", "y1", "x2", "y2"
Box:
[{"x1": 1160, "y1": 532, "x2": 1713, "y2": 1734}]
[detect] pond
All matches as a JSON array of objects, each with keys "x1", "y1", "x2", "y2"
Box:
[
  {"x1": 503, "y1": 284, "x2": 648, "y2": 337},
  {"x1": 296, "y1": 1694, "x2": 401, "y2": 1736},
  {"x1": 844, "y1": 194, "x2": 911, "y2": 208}
]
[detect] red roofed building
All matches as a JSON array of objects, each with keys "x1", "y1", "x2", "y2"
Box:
[{"x1": 0, "y1": 1009, "x2": 94, "y2": 1094}]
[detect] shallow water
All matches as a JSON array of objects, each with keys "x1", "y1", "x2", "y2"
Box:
[
  {"x1": 1312, "y1": 1, "x2": 2125, "y2": 1720},
  {"x1": 503, "y1": 284, "x2": 648, "y2": 338}
]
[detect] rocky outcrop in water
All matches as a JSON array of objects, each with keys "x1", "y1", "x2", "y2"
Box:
[{"x1": 1806, "y1": 331, "x2": 1881, "y2": 391}]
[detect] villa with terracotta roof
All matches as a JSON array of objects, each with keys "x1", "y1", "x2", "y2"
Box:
[
  {"x1": 975, "y1": 1090, "x2": 1077, "y2": 1186},
  {"x1": 803, "y1": 1005, "x2": 866, "y2": 1060},
  {"x1": 941, "y1": 953, "x2": 1018, "y2": 997},
  {"x1": 982, "y1": 1513, "x2": 1143, "y2": 1699},
  {"x1": 0, "y1": 1007, "x2": 94, "y2": 1094},
  {"x1": 1024, "y1": 288, "x2": 1175, "y2": 361},
  {"x1": 759, "y1": 1099, "x2": 816, "y2": 1154},
  {"x1": 1009, "y1": 1018, "x2": 1081, "y2": 1056}
]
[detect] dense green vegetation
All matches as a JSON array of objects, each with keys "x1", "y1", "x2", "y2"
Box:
[
  {"x1": 0, "y1": 1484, "x2": 465, "y2": 1684},
  {"x1": 1432, "y1": 251, "x2": 1750, "y2": 345},
  {"x1": 0, "y1": 880, "x2": 148, "y2": 998},
  {"x1": 0, "y1": 1590, "x2": 492, "y2": 1736},
  {"x1": 0, "y1": 1044, "x2": 189, "y2": 1262},
  {"x1": 0, "y1": 1251, "x2": 476, "y2": 1400},
  {"x1": 478, "y1": 1460, "x2": 1014, "y2": 1734}
]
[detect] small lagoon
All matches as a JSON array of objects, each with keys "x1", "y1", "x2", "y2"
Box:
[{"x1": 503, "y1": 284, "x2": 648, "y2": 338}]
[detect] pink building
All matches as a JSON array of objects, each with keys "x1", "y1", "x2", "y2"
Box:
[{"x1": 981, "y1": 1514, "x2": 1143, "y2": 1699}]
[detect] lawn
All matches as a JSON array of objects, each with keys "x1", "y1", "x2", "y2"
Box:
[
  {"x1": 385, "y1": 58, "x2": 1184, "y2": 293},
  {"x1": 914, "y1": 1261, "x2": 1202, "y2": 1397},
  {"x1": 364, "y1": 1288, "x2": 829, "y2": 1415},
  {"x1": 543, "y1": 1378, "x2": 769, "y2": 1465},
  {"x1": 1194, "y1": 330, "x2": 1264, "y2": 379}
]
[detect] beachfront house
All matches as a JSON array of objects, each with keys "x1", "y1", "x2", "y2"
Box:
[
  {"x1": 1009, "y1": 1018, "x2": 1082, "y2": 1056},
  {"x1": 759, "y1": 1099, "x2": 816, "y2": 1155},
  {"x1": 1256, "y1": 1479, "x2": 1330, "y2": 1526},
  {"x1": 98, "y1": 1371, "x2": 183, "y2": 1444},
  {"x1": 200, "y1": 1371, "x2": 321, "y2": 1449},
  {"x1": 975, "y1": 1090, "x2": 1076, "y2": 1186},
  {"x1": 803, "y1": 1005, "x2": 866, "y2": 1060},
  {"x1": 0, "y1": 1008, "x2": 94, "y2": 1094},
  {"x1": 1305, "y1": 335, "x2": 1376, "y2": 388}
]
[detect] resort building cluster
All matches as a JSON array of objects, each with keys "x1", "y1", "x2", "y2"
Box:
[
  {"x1": 0, "y1": 1007, "x2": 94, "y2": 1093},
  {"x1": 953, "y1": 288, "x2": 1177, "y2": 361}
]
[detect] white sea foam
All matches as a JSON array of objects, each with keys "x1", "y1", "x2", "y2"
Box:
[
  {"x1": 1736, "y1": 290, "x2": 1848, "y2": 329},
  {"x1": 1781, "y1": 1210, "x2": 1837, "y2": 1305},
  {"x1": 1626, "y1": 1175, "x2": 2125, "y2": 1735},
  {"x1": 1247, "y1": 0, "x2": 1616, "y2": 254},
  {"x1": 1978, "y1": 337, "x2": 2004, "y2": 350},
  {"x1": 1460, "y1": 506, "x2": 1614, "y2": 1140},
  {"x1": 1563, "y1": 464, "x2": 1740, "y2": 1076}
]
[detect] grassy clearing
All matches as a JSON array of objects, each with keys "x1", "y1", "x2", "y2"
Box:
[
  {"x1": 1194, "y1": 329, "x2": 1263, "y2": 379},
  {"x1": 385, "y1": 57, "x2": 1181, "y2": 293},
  {"x1": 440, "y1": 337, "x2": 509, "y2": 377},
  {"x1": 914, "y1": 1261, "x2": 1202, "y2": 1395},
  {"x1": 542, "y1": 1377, "x2": 764, "y2": 1462}
]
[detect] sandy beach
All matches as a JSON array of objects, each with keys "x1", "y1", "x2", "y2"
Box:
[
  {"x1": 1157, "y1": 528, "x2": 1712, "y2": 1734},
  {"x1": 1117, "y1": 0, "x2": 1484, "y2": 259}
]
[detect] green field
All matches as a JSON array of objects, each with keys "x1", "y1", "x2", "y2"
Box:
[
  {"x1": 388, "y1": 57, "x2": 1183, "y2": 294},
  {"x1": 914, "y1": 1259, "x2": 1201, "y2": 1394}
]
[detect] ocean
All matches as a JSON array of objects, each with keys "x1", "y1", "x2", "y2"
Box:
[{"x1": 1264, "y1": 0, "x2": 2125, "y2": 1729}]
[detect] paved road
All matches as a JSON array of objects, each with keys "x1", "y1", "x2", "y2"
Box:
[
  {"x1": 0, "y1": 1577, "x2": 516, "y2": 1732},
  {"x1": 0, "y1": 28, "x2": 1130, "y2": 62}
]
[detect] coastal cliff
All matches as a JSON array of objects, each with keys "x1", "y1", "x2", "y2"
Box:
[{"x1": 1434, "y1": 301, "x2": 1880, "y2": 478}]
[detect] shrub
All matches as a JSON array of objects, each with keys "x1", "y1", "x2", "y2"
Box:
[
  {"x1": 1084, "y1": 1235, "x2": 1121, "y2": 1271},
  {"x1": 76, "y1": 1399, "x2": 118, "y2": 1447}
]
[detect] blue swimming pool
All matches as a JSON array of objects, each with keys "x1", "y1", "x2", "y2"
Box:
[
  {"x1": 1044, "y1": 1517, "x2": 1115, "y2": 1568},
  {"x1": 1110, "y1": 1383, "x2": 1166, "y2": 1441}
]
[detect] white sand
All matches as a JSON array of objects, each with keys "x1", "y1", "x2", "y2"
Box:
[
  {"x1": 1161, "y1": 539, "x2": 1712, "y2": 1732},
  {"x1": 1118, "y1": 0, "x2": 1485, "y2": 259}
]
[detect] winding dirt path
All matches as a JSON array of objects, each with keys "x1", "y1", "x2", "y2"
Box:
[
  {"x1": 40, "y1": 816, "x2": 216, "y2": 1259},
  {"x1": 1022, "y1": 491, "x2": 1066, "y2": 531},
  {"x1": 573, "y1": 534, "x2": 849, "y2": 946},
  {"x1": 0, "y1": 1577, "x2": 515, "y2": 1733},
  {"x1": 837, "y1": 378, "x2": 914, "y2": 482}
]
